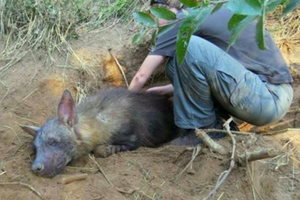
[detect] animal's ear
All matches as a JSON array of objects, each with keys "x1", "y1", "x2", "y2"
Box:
[
  {"x1": 58, "y1": 90, "x2": 78, "y2": 127},
  {"x1": 19, "y1": 124, "x2": 40, "y2": 137}
]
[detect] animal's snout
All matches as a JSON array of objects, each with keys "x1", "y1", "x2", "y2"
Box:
[{"x1": 32, "y1": 162, "x2": 44, "y2": 174}]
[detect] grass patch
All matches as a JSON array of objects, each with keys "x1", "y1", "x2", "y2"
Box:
[
  {"x1": 266, "y1": 7, "x2": 300, "y2": 64},
  {"x1": 0, "y1": 0, "x2": 143, "y2": 73}
]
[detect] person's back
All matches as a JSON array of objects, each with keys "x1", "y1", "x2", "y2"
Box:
[{"x1": 150, "y1": 7, "x2": 292, "y2": 84}]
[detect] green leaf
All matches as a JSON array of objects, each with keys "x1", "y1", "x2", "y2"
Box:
[
  {"x1": 158, "y1": 23, "x2": 176, "y2": 36},
  {"x1": 133, "y1": 12, "x2": 157, "y2": 27},
  {"x1": 179, "y1": 0, "x2": 200, "y2": 8},
  {"x1": 132, "y1": 28, "x2": 146, "y2": 44},
  {"x1": 226, "y1": 0, "x2": 262, "y2": 15},
  {"x1": 228, "y1": 14, "x2": 247, "y2": 31},
  {"x1": 176, "y1": 21, "x2": 194, "y2": 65},
  {"x1": 283, "y1": 0, "x2": 300, "y2": 15},
  {"x1": 256, "y1": 16, "x2": 266, "y2": 49},
  {"x1": 228, "y1": 14, "x2": 257, "y2": 48},
  {"x1": 176, "y1": 6, "x2": 213, "y2": 64},
  {"x1": 212, "y1": 2, "x2": 225, "y2": 14},
  {"x1": 151, "y1": 29, "x2": 158, "y2": 47},
  {"x1": 256, "y1": 2, "x2": 266, "y2": 49},
  {"x1": 150, "y1": 7, "x2": 177, "y2": 20}
]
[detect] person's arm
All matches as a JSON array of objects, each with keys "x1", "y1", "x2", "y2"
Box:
[
  {"x1": 146, "y1": 84, "x2": 174, "y2": 96},
  {"x1": 129, "y1": 55, "x2": 165, "y2": 92}
]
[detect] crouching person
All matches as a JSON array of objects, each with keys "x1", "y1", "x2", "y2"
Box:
[{"x1": 129, "y1": 0, "x2": 293, "y2": 145}]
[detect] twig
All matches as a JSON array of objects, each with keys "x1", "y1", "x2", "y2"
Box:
[
  {"x1": 61, "y1": 173, "x2": 88, "y2": 184},
  {"x1": 237, "y1": 148, "x2": 281, "y2": 165},
  {"x1": 259, "y1": 118, "x2": 296, "y2": 133},
  {"x1": 0, "y1": 171, "x2": 6, "y2": 176},
  {"x1": 196, "y1": 129, "x2": 228, "y2": 155},
  {"x1": 287, "y1": 108, "x2": 300, "y2": 114},
  {"x1": 21, "y1": 88, "x2": 38, "y2": 101},
  {"x1": 0, "y1": 182, "x2": 44, "y2": 200},
  {"x1": 0, "y1": 79, "x2": 9, "y2": 106},
  {"x1": 108, "y1": 49, "x2": 129, "y2": 87},
  {"x1": 264, "y1": 128, "x2": 300, "y2": 135},
  {"x1": 205, "y1": 128, "x2": 255, "y2": 135},
  {"x1": 115, "y1": 187, "x2": 136, "y2": 195},
  {"x1": 217, "y1": 192, "x2": 224, "y2": 200},
  {"x1": 204, "y1": 117, "x2": 236, "y2": 200},
  {"x1": 88, "y1": 154, "x2": 113, "y2": 186},
  {"x1": 174, "y1": 145, "x2": 201, "y2": 182}
]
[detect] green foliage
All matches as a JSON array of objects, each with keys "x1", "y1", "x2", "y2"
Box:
[
  {"x1": 132, "y1": 27, "x2": 147, "y2": 44},
  {"x1": 256, "y1": 0, "x2": 267, "y2": 50},
  {"x1": 157, "y1": 23, "x2": 176, "y2": 37},
  {"x1": 256, "y1": 14, "x2": 266, "y2": 50},
  {"x1": 226, "y1": 0, "x2": 262, "y2": 15},
  {"x1": 180, "y1": 0, "x2": 200, "y2": 8},
  {"x1": 176, "y1": 6, "x2": 213, "y2": 64},
  {"x1": 132, "y1": 0, "x2": 300, "y2": 65},
  {"x1": 96, "y1": 0, "x2": 135, "y2": 27},
  {"x1": 132, "y1": 7, "x2": 177, "y2": 44},
  {"x1": 133, "y1": 12, "x2": 158, "y2": 27},
  {"x1": 150, "y1": 7, "x2": 177, "y2": 20},
  {"x1": 228, "y1": 15, "x2": 256, "y2": 47}
]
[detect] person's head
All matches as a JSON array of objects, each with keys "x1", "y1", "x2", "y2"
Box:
[{"x1": 150, "y1": 0, "x2": 183, "y2": 10}]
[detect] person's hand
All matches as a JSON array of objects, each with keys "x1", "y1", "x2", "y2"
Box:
[{"x1": 146, "y1": 84, "x2": 174, "y2": 96}]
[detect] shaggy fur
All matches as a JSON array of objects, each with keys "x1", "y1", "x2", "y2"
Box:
[{"x1": 21, "y1": 88, "x2": 178, "y2": 177}]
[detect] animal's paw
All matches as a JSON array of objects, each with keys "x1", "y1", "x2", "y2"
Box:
[
  {"x1": 93, "y1": 145, "x2": 112, "y2": 158},
  {"x1": 93, "y1": 144, "x2": 136, "y2": 158}
]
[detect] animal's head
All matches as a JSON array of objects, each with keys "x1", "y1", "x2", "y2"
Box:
[{"x1": 20, "y1": 90, "x2": 80, "y2": 177}]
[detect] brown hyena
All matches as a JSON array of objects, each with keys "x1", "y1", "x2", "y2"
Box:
[{"x1": 20, "y1": 87, "x2": 178, "y2": 177}]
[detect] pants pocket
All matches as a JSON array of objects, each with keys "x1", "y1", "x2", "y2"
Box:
[{"x1": 229, "y1": 73, "x2": 258, "y2": 111}]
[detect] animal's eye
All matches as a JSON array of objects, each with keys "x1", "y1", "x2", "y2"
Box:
[{"x1": 47, "y1": 138, "x2": 58, "y2": 146}]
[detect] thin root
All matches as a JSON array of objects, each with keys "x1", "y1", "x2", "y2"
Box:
[
  {"x1": 174, "y1": 145, "x2": 201, "y2": 182},
  {"x1": 204, "y1": 117, "x2": 236, "y2": 199},
  {"x1": 196, "y1": 129, "x2": 228, "y2": 155},
  {"x1": 0, "y1": 182, "x2": 44, "y2": 200},
  {"x1": 108, "y1": 49, "x2": 129, "y2": 87},
  {"x1": 89, "y1": 154, "x2": 113, "y2": 186}
]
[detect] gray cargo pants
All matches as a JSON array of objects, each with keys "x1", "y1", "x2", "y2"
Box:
[{"x1": 166, "y1": 36, "x2": 293, "y2": 129}]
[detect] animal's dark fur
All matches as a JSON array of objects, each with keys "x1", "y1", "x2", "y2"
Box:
[
  {"x1": 83, "y1": 88, "x2": 176, "y2": 146},
  {"x1": 21, "y1": 87, "x2": 178, "y2": 177}
]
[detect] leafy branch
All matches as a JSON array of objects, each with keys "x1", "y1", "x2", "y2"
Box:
[{"x1": 133, "y1": 0, "x2": 300, "y2": 64}]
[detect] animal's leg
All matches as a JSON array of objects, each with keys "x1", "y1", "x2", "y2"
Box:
[{"x1": 93, "y1": 143, "x2": 138, "y2": 158}]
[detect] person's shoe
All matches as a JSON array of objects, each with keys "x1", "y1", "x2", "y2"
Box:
[
  {"x1": 169, "y1": 128, "x2": 203, "y2": 146},
  {"x1": 168, "y1": 118, "x2": 239, "y2": 146}
]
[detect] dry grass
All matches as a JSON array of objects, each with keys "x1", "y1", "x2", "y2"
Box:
[
  {"x1": 267, "y1": 7, "x2": 300, "y2": 65},
  {"x1": 0, "y1": 0, "x2": 143, "y2": 76}
]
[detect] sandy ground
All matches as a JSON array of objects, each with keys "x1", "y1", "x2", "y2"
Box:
[{"x1": 1, "y1": 20, "x2": 300, "y2": 200}]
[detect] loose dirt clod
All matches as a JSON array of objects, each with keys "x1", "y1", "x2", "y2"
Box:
[{"x1": 61, "y1": 173, "x2": 88, "y2": 184}]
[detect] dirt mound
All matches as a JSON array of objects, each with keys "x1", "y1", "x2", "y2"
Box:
[{"x1": 1, "y1": 22, "x2": 300, "y2": 200}]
